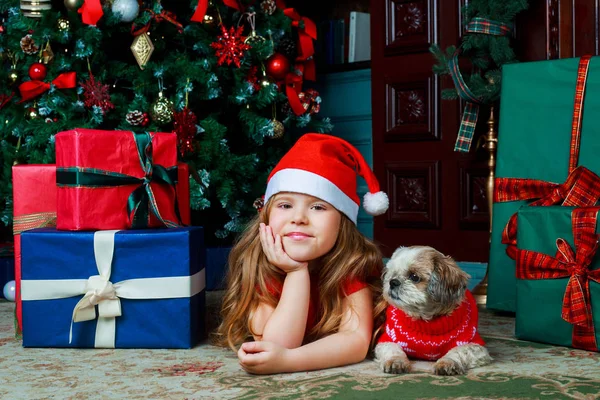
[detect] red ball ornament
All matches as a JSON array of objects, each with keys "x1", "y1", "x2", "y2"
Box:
[
  {"x1": 28, "y1": 63, "x2": 47, "y2": 81},
  {"x1": 265, "y1": 53, "x2": 290, "y2": 81}
]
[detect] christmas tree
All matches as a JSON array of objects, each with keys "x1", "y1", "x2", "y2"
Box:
[
  {"x1": 430, "y1": 0, "x2": 528, "y2": 152},
  {"x1": 0, "y1": 0, "x2": 331, "y2": 245}
]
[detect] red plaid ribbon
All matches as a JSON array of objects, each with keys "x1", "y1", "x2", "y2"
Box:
[
  {"x1": 496, "y1": 166, "x2": 600, "y2": 259},
  {"x1": 495, "y1": 55, "x2": 598, "y2": 257},
  {"x1": 516, "y1": 207, "x2": 600, "y2": 351}
]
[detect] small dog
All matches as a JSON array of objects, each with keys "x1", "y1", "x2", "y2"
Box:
[{"x1": 374, "y1": 246, "x2": 492, "y2": 375}]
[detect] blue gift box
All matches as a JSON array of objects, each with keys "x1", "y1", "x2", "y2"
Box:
[{"x1": 20, "y1": 227, "x2": 205, "y2": 349}]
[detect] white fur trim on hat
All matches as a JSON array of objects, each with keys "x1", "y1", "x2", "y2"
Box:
[
  {"x1": 265, "y1": 168, "x2": 360, "y2": 224},
  {"x1": 363, "y1": 191, "x2": 389, "y2": 216}
]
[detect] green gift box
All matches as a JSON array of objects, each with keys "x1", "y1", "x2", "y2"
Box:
[
  {"x1": 488, "y1": 56, "x2": 600, "y2": 312},
  {"x1": 515, "y1": 206, "x2": 600, "y2": 351}
]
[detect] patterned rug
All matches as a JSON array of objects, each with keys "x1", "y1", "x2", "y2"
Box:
[{"x1": 1, "y1": 293, "x2": 599, "y2": 400}]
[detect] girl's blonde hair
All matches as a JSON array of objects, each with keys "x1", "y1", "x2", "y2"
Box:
[{"x1": 213, "y1": 197, "x2": 385, "y2": 350}]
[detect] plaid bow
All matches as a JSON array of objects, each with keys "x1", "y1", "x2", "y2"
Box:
[
  {"x1": 516, "y1": 207, "x2": 600, "y2": 351},
  {"x1": 496, "y1": 166, "x2": 600, "y2": 259}
]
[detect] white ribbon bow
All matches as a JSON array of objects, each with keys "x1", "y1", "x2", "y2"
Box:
[{"x1": 22, "y1": 230, "x2": 204, "y2": 348}]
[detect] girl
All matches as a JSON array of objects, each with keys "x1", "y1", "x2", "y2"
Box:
[{"x1": 214, "y1": 133, "x2": 389, "y2": 374}]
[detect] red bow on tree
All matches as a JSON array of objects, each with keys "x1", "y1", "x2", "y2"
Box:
[
  {"x1": 18, "y1": 72, "x2": 77, "y2": 103},
  {"x1": 516, "y1": 207, "x2": 600, "y2": 351},
  {"x1": 79, "y1": 0, "x2": 103, "y2": 25},
  {"x1": 282, "y1": 7, "x2": 317, "y2": 81},
  {"x1": 132, "y1": 8, "x2": 183, "y2": 35}
]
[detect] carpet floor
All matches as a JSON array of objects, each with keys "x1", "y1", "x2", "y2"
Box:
[{"x1": 1, "y1": 293, "x2": 599, "y2": 400}]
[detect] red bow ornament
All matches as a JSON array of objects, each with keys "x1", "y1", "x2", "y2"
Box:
[
  {"x1": 79, "y1": 0, "x2": 103, "y2": 26},
  {"x1": 18, "y1": 72, "x2": 77, "y2": 103},
  {"x1": 283, "y1": 8, "x2": 317, "y2": 81}
]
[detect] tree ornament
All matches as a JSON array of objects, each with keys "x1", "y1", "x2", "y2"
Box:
[
  {"x1": 63, "y1": 0, "x2": 82, "y2": 11},
  {"x1": 80, "y1": 72, "x2": 115, "y2": 113},
  {"x1": 41, "y1": 41, "x2": 54, "y2": 64},
  {"x1": 276, "y1": 37, "x2": 297, "y2": 62},
  {"x1": 126, "y1": 110, "x2": 149, "y2": 126},
  {"x1": 211, "y1": 25, "x2": 251, "y2": 67},
  {"x1": 130, "y1": 32, "x2": 154, "y2": 70},
  {"x1": 265, "y1": 53, "x2": 290, "y2": 80},
  {"x1": 253, "y1": 196, "x2": 265, "y2": 212},
  {"x1": 20, "y1": 34, "x2": 39, "y2": 55},
  {"x1": 242, "y1": 13, "x2": 265, "y2": 46},
  {"x1": 298, "y1": 89, "x2": 321, "y2": 115},
  {"x1": 270, "y1": 119, "x2": 284, "y2": 139},
  {"x1": 260, "y1": 0, "x2": 276, "y2": 15},
  {"x1": 28, "y1": 62, "x2": 47, "y2": 80},
  {"x1": 57, "y1": 17, "x2": 70, "y2": 32},
  {"x1": 112, "y1": 0, "x2": 139, "y2": 22},
  {"x1": 20, "y1": 0, "x2": 52, "y2": 18},
  {"x1": 151, "y1": 91, "x2": 174, "y2": 125},
  {"x1": 173, "y1": 107, "x2": 198, "y2": 156}
]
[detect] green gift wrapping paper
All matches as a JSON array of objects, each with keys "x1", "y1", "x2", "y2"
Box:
[
  {"x1": 515, "y1": 206, "x2": 600, "y2": 350},
  {"x1": 488, "y1": 56, "x2": 600, "y2": 312}
]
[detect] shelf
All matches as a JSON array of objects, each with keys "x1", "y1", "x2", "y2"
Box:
[{"x1": 317, "y1": 61, "x2": 371, "y2": 75}]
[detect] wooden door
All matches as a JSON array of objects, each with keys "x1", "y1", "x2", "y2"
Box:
[{"x1": 370, "y1": 0, "x2": 491, "y2": 261}]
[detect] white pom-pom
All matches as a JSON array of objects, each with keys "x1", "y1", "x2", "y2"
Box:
[
  {"x1": 112, "y1": 0, "x2": 139, "y2": 22},
  {"x1": 363, "y1": 191, "x2": 389, "y2": 216}
]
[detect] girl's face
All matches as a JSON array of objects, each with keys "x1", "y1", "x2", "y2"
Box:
[{"x1": 267, "y1": 192, "x2": 342, "y2": 262}]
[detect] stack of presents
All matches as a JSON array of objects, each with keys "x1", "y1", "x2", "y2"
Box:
[
  {"x1": 12, "y1": 129, "x2": 206, "y2": 348},
  {"x1": 489, "y1": 55, "x2": 600, "y2": 352}
]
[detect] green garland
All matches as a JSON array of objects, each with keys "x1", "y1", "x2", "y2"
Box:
[{"x1": 430, "y1": 0, "x2": 528, "y2": 152}]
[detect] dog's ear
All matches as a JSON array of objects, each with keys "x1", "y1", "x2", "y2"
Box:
[{"x1": 426, "y1": 252, "x2": 470, "y2": 306}]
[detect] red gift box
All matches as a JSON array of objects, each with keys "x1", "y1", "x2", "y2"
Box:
[
  {"x1": 12, "y1": 164, "x2": 58, "y2": 334},
  {"x1": 55, "y1": 129, "x2": 189, "y2": 230}
]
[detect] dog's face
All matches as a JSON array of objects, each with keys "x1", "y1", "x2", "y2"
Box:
[{"x1": 382, "y1": 246, "x2": 470, "y2": 320}]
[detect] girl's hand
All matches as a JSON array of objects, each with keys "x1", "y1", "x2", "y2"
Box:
[
  {"x1": 259, "y1": 223, "x2": 308, "y2": 273},
  {"x1": 238, "y1": 341, "x2": 292, "y2": 375}
]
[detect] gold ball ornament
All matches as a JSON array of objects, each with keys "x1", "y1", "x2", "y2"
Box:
[
  {"x1": 57, "y1": 17, "x2": 70, "y2": 31},
  {"x1": 270, "y1": 119, "x2": 285, "y2": 139},
  {"x1": 150, "y1": 91, "x2": 174, "y2": 125},
  {"x1": 245, "y1": 31, "x2": 266, "y2": 45},
  {"x1": 64, "y1": 0, "x2": 82, "y2": 11}
]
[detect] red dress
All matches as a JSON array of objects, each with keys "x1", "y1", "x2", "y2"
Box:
[
  {"x1": 377, "y1": 290, "x2": 485, "y2": 361},
  {"x1": 266, "y1": 273, "x2": 367, "y2": 332}
]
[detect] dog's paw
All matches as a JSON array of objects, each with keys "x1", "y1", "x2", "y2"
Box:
[
  {"x1": 382, "y1": 357, "x2": 412, "y2": 374},
  {"x1": 433, "y1": 359, "x2": 466, "y2": 376}
]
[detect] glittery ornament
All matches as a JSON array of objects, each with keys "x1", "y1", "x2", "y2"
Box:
[
  {"x1": 130, "y1": 33, "x2": 154, "y2": 70},
  {"x1": 299, "y1": 89, "x2": 321, "y2": 115},
  {"x1": 270, "y1": 119, "x2": 284, "y2": 139},
  {"x1": 265, "y1": 53, "x2": 290, "y2": 80},
  {"x1": 57, "y1": 17, "x2": 70, "y2": 31},
  {"x1": 41, "y1": 41, "x2": 54, "y2": 64},
  {"x1": 20, "y1": 34, "x2": 39, "y2": 55},
  {"x1": 112, "y1": 0, "x2": 139, "y2": 22},
  {"x1": 244, "y1": 30, "x2": 266, "y2": 46},
  {"x1": 211, "y1": 25, "x2": 251, "y2": 67},
  {"x1": 173, "y1": 107, "x2": 198, "y2": 156},
  {"x1": 25, "y1": 105, "x2": 39, "y2": 120},
  {"x1": 126, "y1": 110, "x2": 149, "y2": 126},
  {"x1": 260, "y1": 0, "x2": 276, "y2": 15},
  {"x1": 28, "y1": 62, "x2": 47, "y2": 80},
  {"x1": 150, "y1": 91, "x2": 174, "y2": 125},
  {"x1": 80, "y1": 73, "x2": 115, "y2": 113}
]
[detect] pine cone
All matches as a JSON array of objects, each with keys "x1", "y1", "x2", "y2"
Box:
[
  {"x1": 260, "y1": 0, "x2": 276, "y2": 15},
  {"x1": 20, "y1": 34, "x2": 39, "y2": 55},
  {"x1": 276, "y1": 37, "x2": 297, "y2": 62},
  {"x1": 126, "y1": 110, "x2": 148, "y2": 126}
]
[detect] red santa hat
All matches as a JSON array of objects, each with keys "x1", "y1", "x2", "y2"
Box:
[{"x1": 264, "y1": 133, "x2": 389, "y2": 224}]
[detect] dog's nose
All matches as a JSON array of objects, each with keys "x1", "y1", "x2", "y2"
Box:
[{"x1": 389, "y1": 279, "x2": 401, "y2": 289}]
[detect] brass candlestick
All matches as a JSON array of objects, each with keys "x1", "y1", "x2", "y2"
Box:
[{"x1": 472, "y1": 105, "x2": 497, "y2": 303}]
